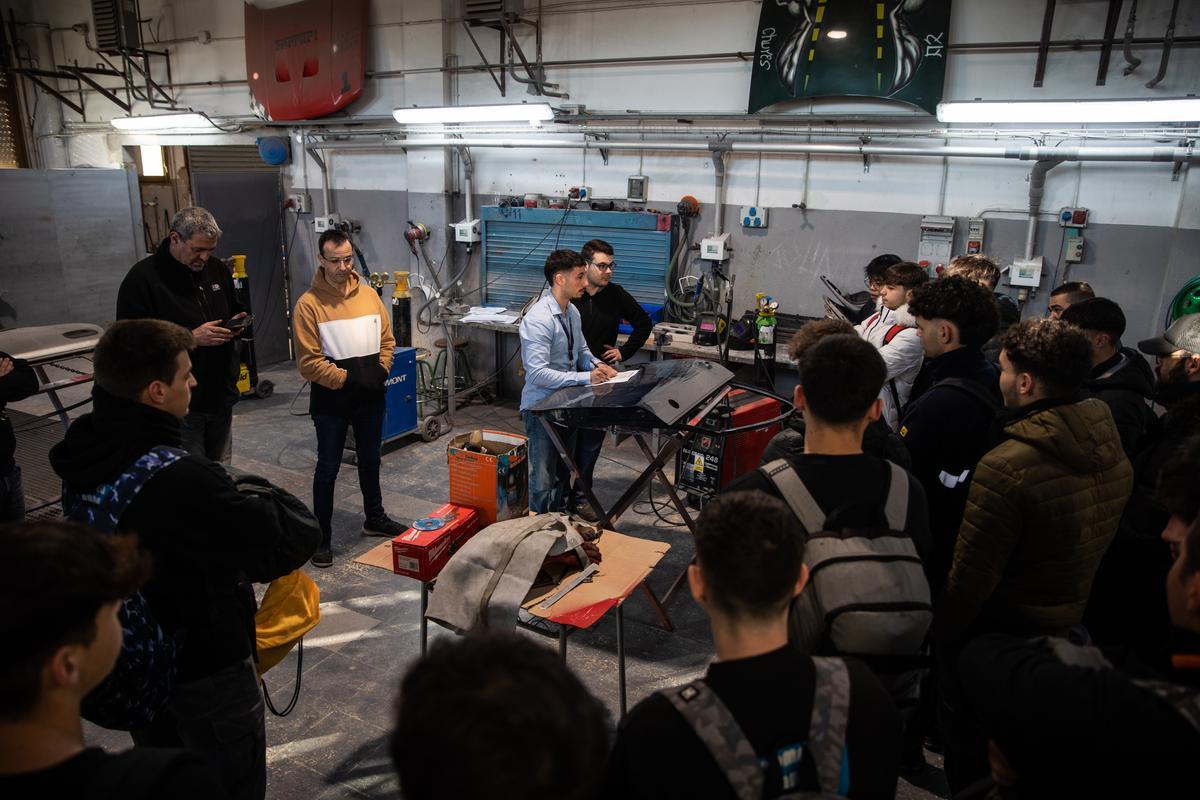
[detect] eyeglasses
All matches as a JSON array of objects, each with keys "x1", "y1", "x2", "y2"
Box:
[
  {"x1": 590, "y1": 260, "x2": 615, "y2": 271},
  {"x1": 864, "y1": 278, "x2": 884, "y2": 288},
  {"x1": 322, "y1": 255, "x2": 355, "y2": 266}
]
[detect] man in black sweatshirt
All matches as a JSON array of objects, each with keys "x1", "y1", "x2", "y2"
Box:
[
  {"x1": 117, "y1": 207, "x2": 246, "y2": 463},
  {"x1": 49, "y1": 320, "x2": 304, "y2": 800},
  {"x1": 567, "y1": 239, "x2": 652, "y2": 521}
]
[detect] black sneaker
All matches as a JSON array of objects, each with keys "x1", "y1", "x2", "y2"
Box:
[
  {"x1": 570, "y1": 502, "x2": 601, "y2": 524},
  {"x1": 310, "y1": 547, "x2": 333, "y2": 568},
  {"x1": 363, "y1": 515, "x2": 405, "y2": 537}
]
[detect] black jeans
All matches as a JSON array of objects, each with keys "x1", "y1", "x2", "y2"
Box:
[
  {"x1": 570, "y1": 426, "x2": 606, "y2": 508},
  {"x1": 0, "y1": 464, "x2": 24, "y2": 523},
  {"x1": 132, "y1": 657, "x2": 267, "y2": 800},
  {"x1": 182, "y1": 405, "x2": 234, "y2": 464},
  {"x1": 312, "y1": 408, "x2": 385, "y2": 546}
]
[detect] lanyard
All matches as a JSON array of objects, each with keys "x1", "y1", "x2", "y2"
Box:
[{"x1": 555, "y1": 313, "x2": 575, "y2": 362}]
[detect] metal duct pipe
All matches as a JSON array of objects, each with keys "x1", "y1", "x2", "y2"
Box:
[
  {"x1": 711, "y1": 147, "x2": 729, "y2": 237},
  {"x1": 303, "y1": 137, "x2": 1197, "y2": 164},
  {"x1": 459, "y1": 146, "x2": 475, "y2": 223},
  {"x1": 1026, "y1": 159, "x2": 1064, "y2": 260},
  {"x1": 305, "y1": 134, "x2": 334, "y2": 214}
]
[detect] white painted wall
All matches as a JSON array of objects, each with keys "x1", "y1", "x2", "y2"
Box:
[{"x1": 19, "y1": 0, "x2": 1199, "y2": 228}]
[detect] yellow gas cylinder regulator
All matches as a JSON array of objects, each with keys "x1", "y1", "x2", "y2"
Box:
[{"x1": 755, "y1": 292, "x2": 779, "y2": 346}]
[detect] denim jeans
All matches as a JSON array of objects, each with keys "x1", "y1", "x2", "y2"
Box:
[
  {"x1": 522, "y1": 410, "x2": 577, "y2": 514},
  {"x1": 182, "y1": 406, "x2": 234, "y2": 464},
  {"x1": 0, "y1": 464, "x2": 24, "y2": 523},
  {"x1": 131, "y1": 657, "x2": 266, "y2": 800},
  {"x1": 312, "y1": 407, "x2": 385, "y2": 546},
  {"x1": 570, "y1": 426, "x2": 606, "y2": 507}
]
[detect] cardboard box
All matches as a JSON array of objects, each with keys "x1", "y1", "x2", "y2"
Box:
[
  {"x1": 391, "y1": 503, "x2": 481, "y2": 582},
  {"x1": 447, "y1": 430, "x2": 529, "y2": 525}
]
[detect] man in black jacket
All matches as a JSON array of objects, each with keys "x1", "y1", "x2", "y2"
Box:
[
  {"x1": 1061, "y1": 297, "x2": 1155, "y2": 456},
  {"x1": 117, "y1": 207, "x2": 246, "y2": 463},
  {"x1": 0, "y1": 352, "x2": 39, "y2": 521},
  {"x1": 567, "y1": 239, "x2": 652, "y2": 521},
  {"x1": 901, "y1": 276, "x2": 1001, "y2": 597},
  {"x1": 49, "y1": 320, "x2": 304, "y2": 800}
]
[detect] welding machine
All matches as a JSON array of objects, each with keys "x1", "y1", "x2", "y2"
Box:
[{"x1": 674, "y1": 388, "x2": 782, "y2": 506}]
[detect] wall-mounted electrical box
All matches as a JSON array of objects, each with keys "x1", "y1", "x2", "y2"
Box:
[
  {"x1": 1009, "y1": 256, "x2": 1044, "y2": 288},
  {"x1": 626, "y1": 175, "x2": 648, "y2": 203},
  {"x1": 740, "y1": 205, "x2": 769, "y2": 228},
  {"x1": 313, "y1": 213, "x2": 341, "y2": 233},
  {"x1": 287, "y1": 192, "x2": 311, "y2": 214},
  {"x1": 966, "y1": 217, "x2": 985, "y2": 254},
  {"x1": 1059, "y1": 207, "x2": 1089, "y2": 227},
  {"x1": 453, "y1": 219, "x2": 481, "y2": 244},
  {"x1": 918, "y1": 215, "x2": 955, "y2": 275},
  {"x1": 700, "y1": 233, "x2": 731, "y2": 261},
  {"x1": 1064, "y1": 227, "x2": 1084, "y2": 263},
  {"x1": 568, "y1": 185, "x2": 592, "y2": 201}
]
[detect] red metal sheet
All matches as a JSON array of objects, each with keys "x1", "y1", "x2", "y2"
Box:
[{"x1": 244, "y1": 0, "x2": 368, "y2": 121}]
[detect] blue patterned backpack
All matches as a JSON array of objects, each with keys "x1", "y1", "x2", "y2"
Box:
[{"x1": 61, "y1": 445, "x2": 187, "y2": 731}]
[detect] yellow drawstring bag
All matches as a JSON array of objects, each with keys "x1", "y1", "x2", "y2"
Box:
[{"x1": 255, "y1": 569, "x2": 321, "y2": 676}]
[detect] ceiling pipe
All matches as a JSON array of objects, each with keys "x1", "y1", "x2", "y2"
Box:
[
  {"x1": 1025, "y1": 159, "x2": 1064, "y2": 261},
  {"x1": 303, "y1": 137, "x2": 1197, "y2": 164}
]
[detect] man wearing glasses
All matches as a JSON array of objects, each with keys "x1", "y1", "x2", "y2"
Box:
[
  {"x1": 854, "y1": 254, "x2": 902, "y2": 324},
  {"x1": 568, "y1": 239, "x2": 652, "y2": 522},
  {"x1": 293, "y1": 230, "x2": 402, "y2": 567}
]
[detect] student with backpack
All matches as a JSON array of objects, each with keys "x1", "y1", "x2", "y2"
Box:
[
  {"x1": 605, "y1": 490, "x2": 901, "y2": 799},
  {"x1": 854, "y1": 262, "x2": 928, "y2": 431},
  {"x1": 901, "y1": 276, "x2": 1002, "y2": 596},
  {"x1": 49, "y1": 320, "x2": 310, "y2": 800},
  {"x1": 0, "y1": 520, "x2": 228, "y2": 799}
]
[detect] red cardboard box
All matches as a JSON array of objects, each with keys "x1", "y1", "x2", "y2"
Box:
[
  {"x1": 447, "y1": 430, "x2": 529, "y2": 525},
  {"x1": 391, "y1": 503, "x2": 481, "y2": 582}
]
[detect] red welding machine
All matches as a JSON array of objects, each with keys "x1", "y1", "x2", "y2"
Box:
[{"x1": 674, "y1": 389, "x2": 781, "y2": 506}]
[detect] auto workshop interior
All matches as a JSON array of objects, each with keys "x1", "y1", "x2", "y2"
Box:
[{"x1": 0, "y1": 1, "x2": 1198, "y2": 799}]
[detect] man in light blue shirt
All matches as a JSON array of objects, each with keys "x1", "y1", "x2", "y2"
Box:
[{"x1": 520, "y1": 249, "x2": 617, "y2": 512}]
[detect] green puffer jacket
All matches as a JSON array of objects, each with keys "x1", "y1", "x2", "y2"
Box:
[{"x1": 940, "y1": 398, "x2": 1133, "y2": 641}]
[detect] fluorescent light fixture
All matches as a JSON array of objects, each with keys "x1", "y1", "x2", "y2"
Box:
[
  {"x1": 110, "y1": 112, "x2": 216, "y2": 131},
  {"x1": 826, "y1": 30, "x2": 848, "y2": 39},
  {"x1": 936, "y1": 98, "x2": 1200, "y2": 124},
  {"x1": 392, "y1": 103, "x2": 555, "y2": 125}
]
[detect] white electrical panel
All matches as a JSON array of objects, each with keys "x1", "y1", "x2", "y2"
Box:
[
  {"x1": 740, "y1": 205, "x2": 769, "y2": 228},
  {"x1": 288, "y1": 192, "x2": 311, "y2": 214},
  {"x1": 1064, "y1": 228, "x2": 1084, "y2": 263},
  {"x1": 1009, "y1": 256, "x2": 1044, "y2": 288},
  {"x1": 313, "y1": 214, "x2": 340, "y2": 233},
  {"x1": 700, "y1": 233, "x2": 731, "y2": 261},
  {"x1": 918, "y1": 215, "x2": 955, "y2": 275},
  {"x1": 626, "y1": 175, "x2": 648, "y2": 203},
  {"x1": 568, "y1": 185, "x2": 592, "y2": 201},
  {"x1": 966, "y1": 217, "x2": 985, "y2": 254},
  {"x1": 453, "y1": 219, "x2": 481, "y2": 243}
]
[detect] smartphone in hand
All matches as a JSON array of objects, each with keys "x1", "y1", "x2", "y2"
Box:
[{"x1": 223, "y1": 313, "x2": 253, "y2": 331}]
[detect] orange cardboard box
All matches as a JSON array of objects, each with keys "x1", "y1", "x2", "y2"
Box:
[
  {"x1": 447, "y1": 430, "x2": 528, "y2": 525},
  {"x1": 391, "y1": 503, "x2": 481, "y2": 582}
]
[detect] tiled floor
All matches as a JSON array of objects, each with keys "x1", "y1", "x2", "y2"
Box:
[{"x1": 17, "y1": 361, "x2": 944, "y2": 799}]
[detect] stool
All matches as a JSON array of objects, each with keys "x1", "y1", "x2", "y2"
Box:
[
  {"x1": 431, "y1": 336, "x2": 475, "y2": 398},
  {"x1": 415, "y1": 347, "x2": 442, "y2": 416}
]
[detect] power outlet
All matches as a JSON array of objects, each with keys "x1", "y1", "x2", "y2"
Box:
[{"x1": 288, "y1": 192, "x2": 311, "y2": 214}]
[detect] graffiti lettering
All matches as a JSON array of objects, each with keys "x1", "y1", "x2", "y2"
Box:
[
  {"x1": 759, "y1": 27, "x2": 777, "y2": 69},
  {"x1": 924, "y1": 32, "x2": 945, "y2": 58}
]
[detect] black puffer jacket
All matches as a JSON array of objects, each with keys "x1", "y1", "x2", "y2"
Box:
[
  {"x1": 1083, "y1": 348, "x2": 1156, "y2": 456},
  {"x1": 49, "y1": 389, "x2": 304, "y2": 681}
]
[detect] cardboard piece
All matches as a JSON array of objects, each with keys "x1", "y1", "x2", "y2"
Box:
[
  {"x1": 522, "y1": 531, "x2": 670, "y2": 629},
  {"x1": 447, "y1": 429, "x2": 529, "y2": 525},
  {"x1": 390, "y1": 503, "x2": 481, "y2": 582},
  {"x1": 353, "y1": 540, "x2": 395, "y2": 571}
]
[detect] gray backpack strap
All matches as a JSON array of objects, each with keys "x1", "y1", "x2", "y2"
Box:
[
  {"x1": 759, "y1": 459, "x2": 825, "y2": 533},
  {"x1": 808, "y1": 657, "x2": 852, "y2": 795},
  {"x1": 661, "y1": 681, "x2": 763, "y2": 800},
  {"x1": 883, "y1": 462, "x2": 909, "y2": 531}
]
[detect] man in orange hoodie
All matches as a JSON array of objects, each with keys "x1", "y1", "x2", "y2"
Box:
[{"x1": 293, "y1": 230, "x2": 401, "y2": 567}]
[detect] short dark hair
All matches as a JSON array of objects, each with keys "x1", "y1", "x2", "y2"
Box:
[
  {"x1": 909, "y1": 276, "x2": 1000, "y2": 349},
  {"x1": 1158, "y1": 435, "x2": 1200, "y2": 526},
  {"x1": 543, "y1": 249, "x2": 585, "y2": 285},
  {"x1": 946, "y1": 254, "x2": 1001, "y2": 290},
  {"x1": 392, "y1": 631, "x2": 609, "y2": 800},
  {"x1": 1060, "y1": 297, "x2": 1126, "y2": 341},
  {"x1": 694, "y1": 490, "x2": 805, "y2": 620},
  {"x1": 94, "y1": 319, "x2": 194, "y2": 401},
  {"x1": 318, "y1": 229, "x2": 350, "y2": 256},
  {"x1": 799, "y1": 334, "x2": 887, "y2": 424},
  {"x1": 865, "y1": 254, "x2": 903, "y2": 282},
  {"x1": 884, "y1": 262, "x2": 930, "y2": 289},
  {"x1": 580, "y1": 239, "x2": 613, "y2": 263},
  {"x1": 1050, "y1": 281, "x2": 1095, "y2": 304},
  {"x1": 1000, "y1": 319, "x2": 1093, "y2": 397},
  {"x1": 786, "y1": 318, "x2": 855, "y2": 362},
  {"x1": 0, "y1": 521, "x2": 149, "y2": 718}
]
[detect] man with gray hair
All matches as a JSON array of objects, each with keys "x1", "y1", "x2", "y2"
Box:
[{"x1": 117, "y1": 206, "x2": 247, "y2": 462}]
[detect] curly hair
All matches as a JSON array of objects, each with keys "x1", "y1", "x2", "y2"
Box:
[
  {"x1": 1000, "y1": 318, "x2": 1092, "y2": 397},
  {"x1": 786, "y1": 318, "x2": 856, "y2": 362},
  {"x1": 945, "y1": 254, "x2": 1001, "y2": 290},
  {"x1": 909, "y1": 276, "x2": 1000, "y2": 349}
]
